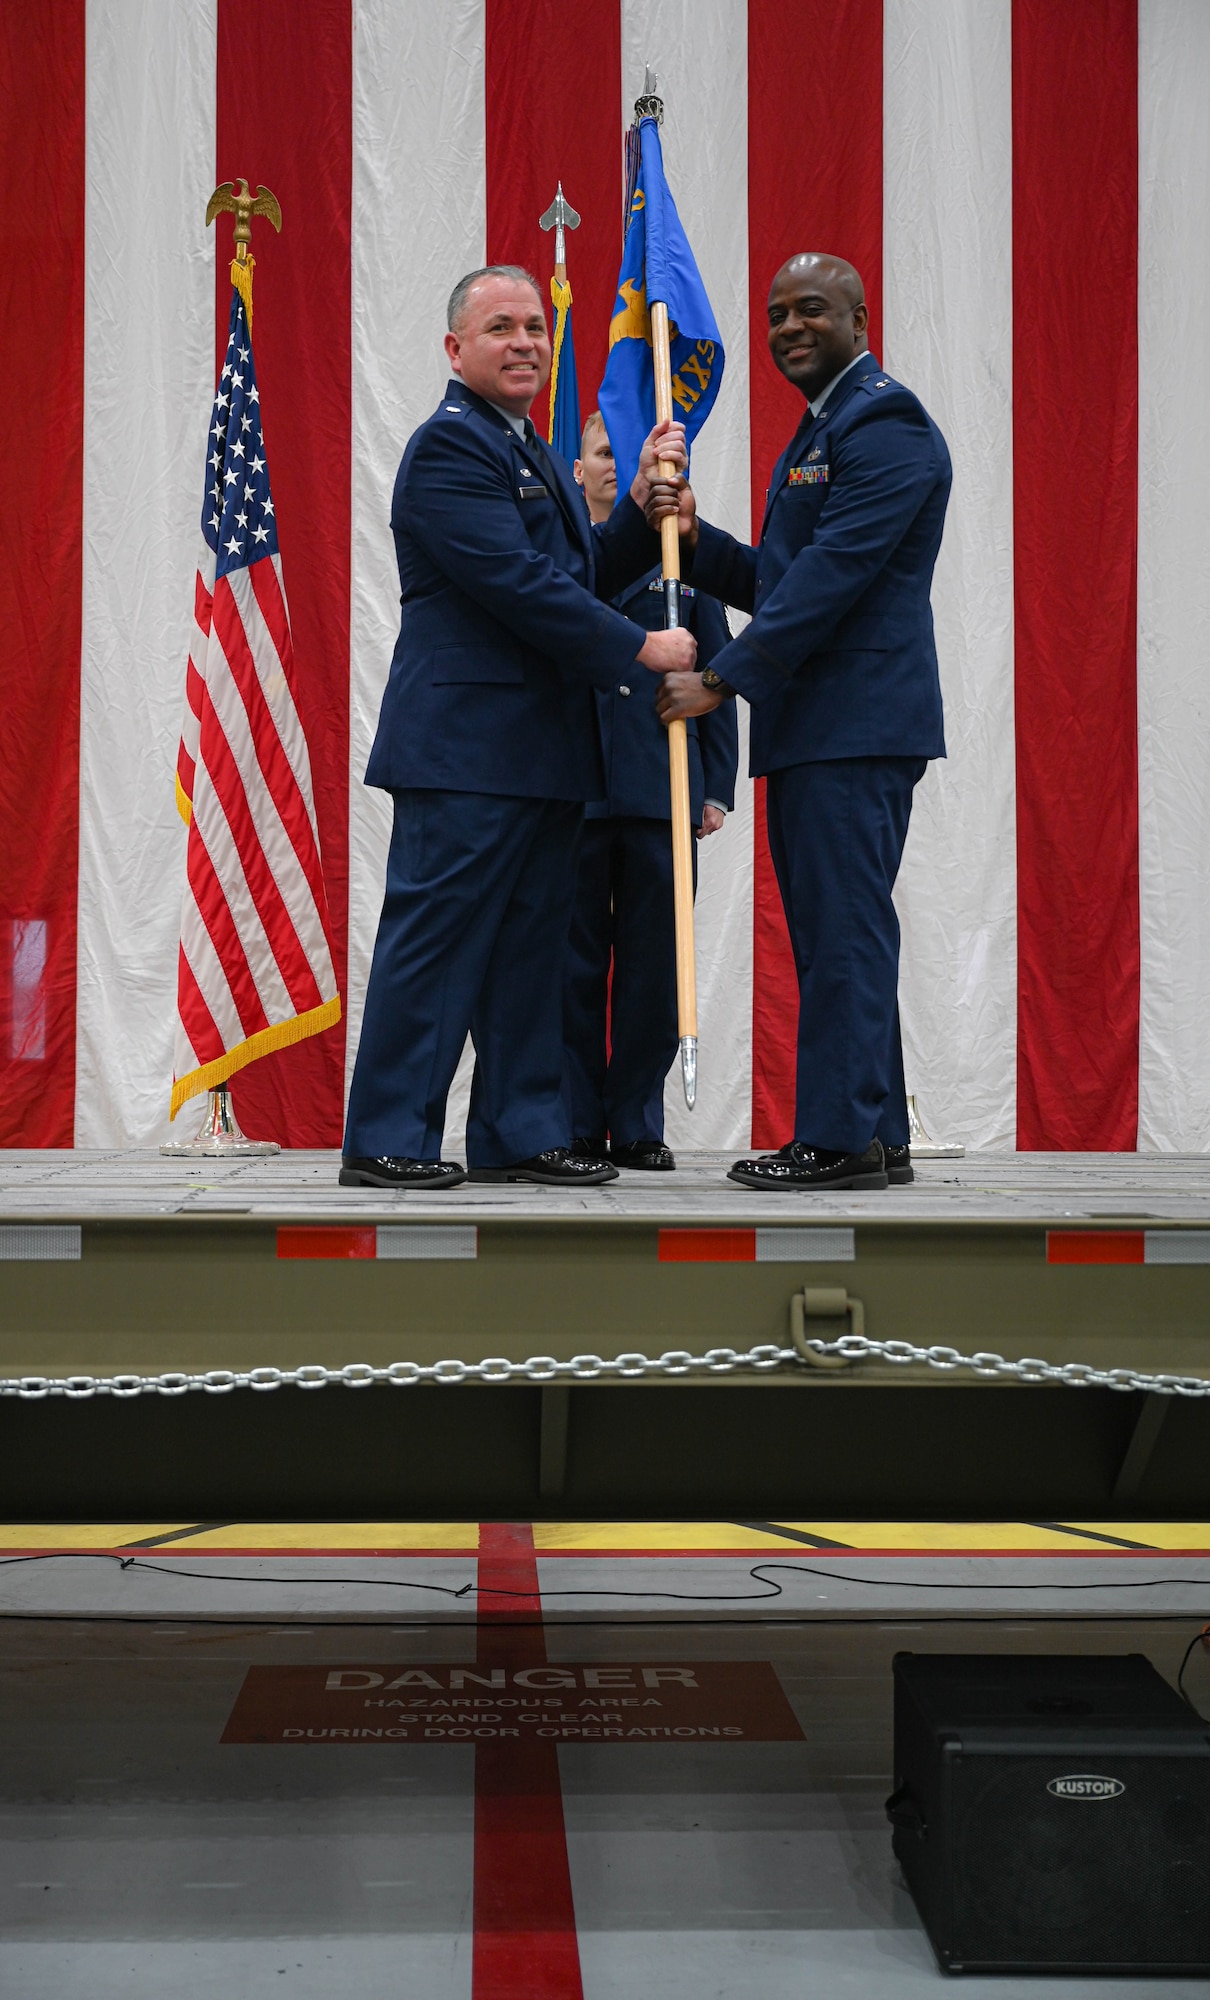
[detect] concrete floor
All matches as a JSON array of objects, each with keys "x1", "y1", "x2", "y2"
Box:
[{"x1": 1, "y1": 1541, "x2": 1208, "y2": 1997}]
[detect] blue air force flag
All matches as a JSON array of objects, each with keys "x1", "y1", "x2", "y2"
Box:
[{"x1": 598, "y1": 115, "x2": 724, "y2": 495}]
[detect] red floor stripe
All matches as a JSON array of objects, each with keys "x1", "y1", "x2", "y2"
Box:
[
  {"x1": 1012, "y1": 0, "x2": 1139, "y2": 1150},
  {"x1": 474, "y1": 1524, "x2": 582, "y2": 1999},
  {"x1": 747, "y1": 0, "x2": 885, "y2": 1147},
  {"x1": 216, "y1": 0, "x2": 351, "y2": 1146},
  {"x1": 0, "y1": 4, "x2": 85, "y2": 1146},
  {"x1": 484, "y1": 0, "x2": 622, "y2": 436}
]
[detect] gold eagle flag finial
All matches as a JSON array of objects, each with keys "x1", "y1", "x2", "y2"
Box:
[{"x1": 206, "y1": 178, "x2": 282, "y2": 327}]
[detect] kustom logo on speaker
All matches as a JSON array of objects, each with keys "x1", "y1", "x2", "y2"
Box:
[{"x1": 1046, "y1": 1774, "x2": 1126, "y2": 1800}]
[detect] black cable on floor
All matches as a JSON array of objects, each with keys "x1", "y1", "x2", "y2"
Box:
[
  {"x1": 0, "y1": 1548, "x2": 1207, "y2": 1606},
  {"x1": 1175, "y1": 1623, "x2": 1210, "y2": 1714}
]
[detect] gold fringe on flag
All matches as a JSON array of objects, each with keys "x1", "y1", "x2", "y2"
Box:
[
  {"x1": 548, "y1": 274, "x2": 572, "y2": 446},
  {"x1": 169, "y1": 994, "x2": 343, "y2": 1120}
]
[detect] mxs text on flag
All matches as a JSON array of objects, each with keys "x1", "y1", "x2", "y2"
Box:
[
  {"x1": 172, "y1": 289, "x2": 340, "y2": 1119},
  {"x1": 598, "y1": 114, "x2": 724, "y2": 495}
]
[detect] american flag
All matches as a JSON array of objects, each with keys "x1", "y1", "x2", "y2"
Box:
[{"x1": 171, "y1": 288, "x2": 340, "y2": 1121}]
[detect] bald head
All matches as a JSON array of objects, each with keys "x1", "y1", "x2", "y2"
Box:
[
  {"x1": 775, "y1": 253, "x2": 865, "y2": 309},
  {"x1": 766, "y1": 253, "x2": 869, "y2": 402}
]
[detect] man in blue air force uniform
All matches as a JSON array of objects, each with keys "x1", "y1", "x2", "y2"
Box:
[
  {"x1": 342, "y1": 266, "x2": 695, "y2": 1191},
  {"x1": 653, "y1": 253, "x2": 951, "y2": 1192},
  {"x1": 564, "y1": 412, "x2": 738, "y2": 1169}
]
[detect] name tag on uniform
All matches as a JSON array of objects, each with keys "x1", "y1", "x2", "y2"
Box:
[
  {"x1": 516, "y1": 482, "x2": 549, "y2": 501},
  {"x1": 788, "y1": 465, "x2": 829, "y2": 486}
]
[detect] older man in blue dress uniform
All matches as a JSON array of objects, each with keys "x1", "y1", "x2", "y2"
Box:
[
  {"x1": 342, "y1": 267, "x2": 695, "y2": 1191},
  {"x1": 651, "y1": 253, "x2": 951, "y2": 1192}
]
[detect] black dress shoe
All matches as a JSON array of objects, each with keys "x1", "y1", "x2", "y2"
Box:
[
  {"x1": 727, "y1": 1140, "x2": 889, "y2": 1191},
  {"x1": 610, "y1": 1139, "x2": 676, "y2": 1171},
  {"x1": 339, "y1": 1156, "x2": 467, "y2": 1190},
  {"x1": 469, "y1": 1146, "x2": 619, "y2": 1186},
  {"x1": 884, "y1": 1144, "x2": 914, "y2": 1185}
]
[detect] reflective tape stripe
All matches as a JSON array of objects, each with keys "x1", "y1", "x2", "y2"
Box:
[
  {"x1": 377, "y1": 1226, "x2": 477, "y2": 1261},
  {"x1": 659, "y1": 1227, "x2": 858, "y2": 1264},
  {"x1": 277, "y1": 1227, "x2": 375, "y2": 1261},
  {"x1": 1144, "y1": 1230, "x2": 1210, "y2": 1265},
  {"x1": 0, "y1": 1226, "x2": 82, "y2": 1261},
  {"x1": 1047, "y1": 1231, "x2": 1144, "y2": 1265},
  {"x1": 658, "y1": 1229, "x2": 755, "y2": 1263},
  {"x1": 756, "y1": 1228, "x2": 855, "y2": 1262}
]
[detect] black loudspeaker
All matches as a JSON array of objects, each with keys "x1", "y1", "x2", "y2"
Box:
[{"x1": 887, "y1": 1653, "x2": 1210, "y2": 1975}]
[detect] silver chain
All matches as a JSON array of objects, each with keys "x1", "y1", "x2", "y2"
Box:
[{"x1": 3, "y1": 1334, "x2": 1210, "y2": 1400}]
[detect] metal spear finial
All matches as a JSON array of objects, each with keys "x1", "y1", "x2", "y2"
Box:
[
  {"x1": 538, "y1": 181, "x2": 581, "y2": 272},
  {"x1": 635, "y1": 64, "x2": 664, "y2": 123}
]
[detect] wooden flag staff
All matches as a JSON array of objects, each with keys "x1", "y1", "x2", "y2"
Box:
[{"x1": 637, "y1": 74, "x2": 697, "y2": 1110}]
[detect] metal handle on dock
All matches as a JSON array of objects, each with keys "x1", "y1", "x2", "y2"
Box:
[{"x1": 789, "y1": 1287, "x2": 865, "y2": 1368}]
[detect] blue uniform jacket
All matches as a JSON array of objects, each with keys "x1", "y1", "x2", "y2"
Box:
[
  {"x1": 588, "y1": 569, "x2": 738, "y2": 823},
  {"x1": 365, "y1": 381, "x2": 658, "y2": 801},
  {"x1": 690, "y1": 353, "x2": 951, "y2": 776}
]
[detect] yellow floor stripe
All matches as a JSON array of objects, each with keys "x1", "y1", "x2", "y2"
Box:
[
  {"x1": 1063, "y1": 1521, "x2": 1210, "y2": 1551},
  {"x1": 178, "y1": 1521, "x2": 482, "y2": 1551},
  {"x1": 0, "y1": 1521, "x2": 1203, "y2": 1555},
  {"x1": 532, "y1": 1521, "x2": 796, "y2": 1553},
  {"x1": 779, "y1": 1521, "x2": 1151, "y2": 1552},
  {"x1": 0, "y1": 1523, "x2": 191, "y2": 1549}
]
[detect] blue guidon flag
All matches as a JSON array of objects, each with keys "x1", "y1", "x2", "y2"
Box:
[{"x1": 598, "y1": 113, "x2": 724, "y2": 494}]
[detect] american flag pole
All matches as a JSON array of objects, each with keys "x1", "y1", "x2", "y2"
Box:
[{"x1": 162, "y1": 184, "x2": 340, "y2": 1156}]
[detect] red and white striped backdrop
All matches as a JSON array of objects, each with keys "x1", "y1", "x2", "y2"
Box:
[{"x1": 3, "y1": 0, "x2": 1208, "y2": 1156}]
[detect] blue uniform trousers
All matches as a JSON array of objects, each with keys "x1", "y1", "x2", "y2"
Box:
[
  {"x1": 765, "y1": 756, "x2": 925, "y2": 1154},
  {"x1": 344, "y1": 789, "x2": 582, "y2": 1168},
  {"x1": 563, "y1": 817, "x2": 695, "y2": 1146}
]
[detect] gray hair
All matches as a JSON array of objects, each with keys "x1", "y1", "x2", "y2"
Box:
[{"x1": 447, "y1": 265, "x2": 543, "y2": 332}]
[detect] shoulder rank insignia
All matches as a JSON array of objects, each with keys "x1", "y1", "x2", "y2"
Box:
[{"x1": 788, "y1": 464, "x2": 829, "y2": 486}]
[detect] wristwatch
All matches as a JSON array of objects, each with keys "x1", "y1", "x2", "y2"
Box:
[{"x1": 700, "y1": 666, "x2": 736, "y2": 697}]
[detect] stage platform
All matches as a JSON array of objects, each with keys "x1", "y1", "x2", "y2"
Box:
[
  {"x1": 6, "y1": 1143, "x2": 1210, "y2": 1221},
  {"x1": 1, "y1": 1150, "x2": 1209, "y2": 1521}
]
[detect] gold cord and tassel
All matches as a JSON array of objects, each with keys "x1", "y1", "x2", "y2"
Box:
[{"x1": 229, "y1": 252, "x2": 256, "y2": 327}]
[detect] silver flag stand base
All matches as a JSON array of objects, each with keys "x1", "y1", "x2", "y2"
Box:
[
  {"x1": 680, "y1": 1035, "x2": 697, "y2": 1111},
  {"x1": 160, "y1": 1083, "x2": 281, "y2": 1157},
  {"x1": 906, "y1": 1092, "x2": 964, "y2": 1159}
]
